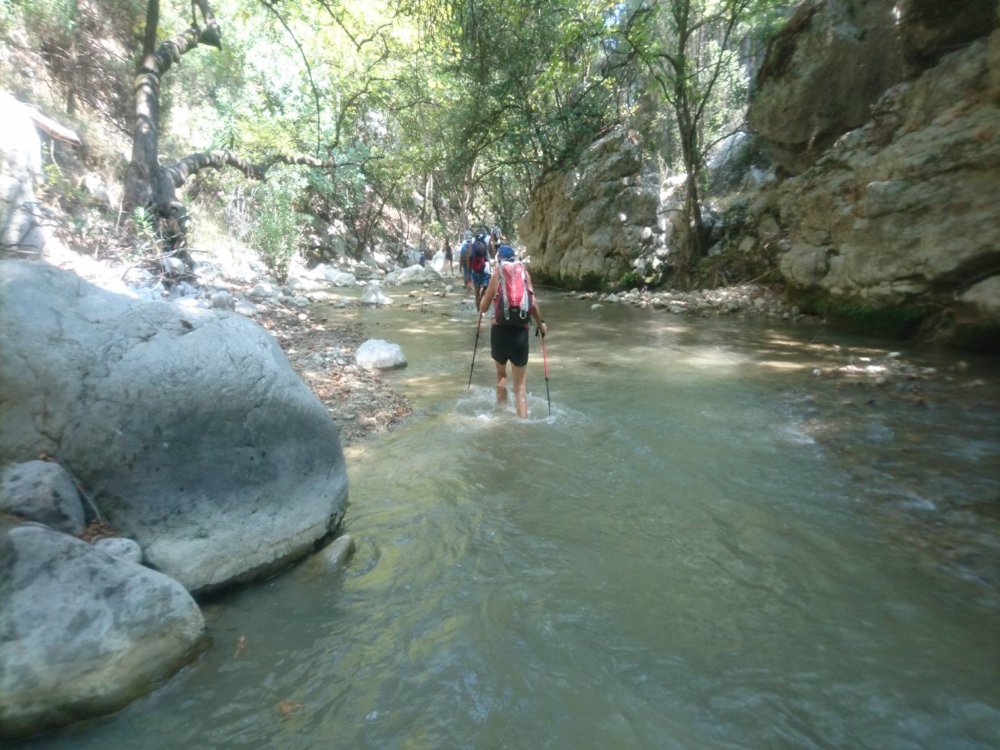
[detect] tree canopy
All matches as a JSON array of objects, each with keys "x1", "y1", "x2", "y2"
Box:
[{"x1": 2, "y1": 0, "x2": 788, "y2": 279}]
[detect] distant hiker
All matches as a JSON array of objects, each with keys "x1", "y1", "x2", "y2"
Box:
[
  {"x1": 444, "y1": 239, "x2": 454, "y2": 276},
  {"x1": 488, "y1": 225, "x2": 502, "y2": 259},
  {"x1": 469, "y1": 231, "x2": 491, "y2": 308},
  {"x1": 478, "y1": 241, "x2": 546, "y2": 418},
  {"x1": 459, "y1": 230, "x2": 473, "y2": 290}
]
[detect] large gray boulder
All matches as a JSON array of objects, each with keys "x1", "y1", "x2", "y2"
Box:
[
  {"x1": 0, "y1": 259, "x2": 349, "y2": 593},
  {"x1": 0, "y1": 520, "x2": 206, "y2": 739},
  {"x1": 0, "y1": 93, "x2": 44, "y2": 254}
]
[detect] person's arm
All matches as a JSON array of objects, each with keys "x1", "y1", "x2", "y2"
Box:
[
  {"x1": 526, "y1": 271, "x2": 546, "y2": 336},
  {"x1": 479, "y1": 272, "x2": 500, "y2": 315}
]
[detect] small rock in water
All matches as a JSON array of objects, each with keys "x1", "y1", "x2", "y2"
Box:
[{"x1": 320, "y1": 534, "x2": 356, "y2": 568}]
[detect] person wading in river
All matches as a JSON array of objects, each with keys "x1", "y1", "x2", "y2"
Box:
[
  {"x1": 458, "y1": 230, "x2": 473, "y2": 291},
  {"x1": 469, "y1": 231, "x2": 491, "y2": 309},
  {"x1": 478, "y1": 240, "x2": 546, "y2": 418}
]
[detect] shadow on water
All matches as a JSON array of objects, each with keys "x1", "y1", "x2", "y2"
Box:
[{"x1": 23, "y1": 286, "x2": 1000, "y2": 750}]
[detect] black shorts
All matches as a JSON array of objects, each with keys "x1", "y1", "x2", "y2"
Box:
[{"x1": 490, "y1": 324, "x2": 530, "y2": 367}]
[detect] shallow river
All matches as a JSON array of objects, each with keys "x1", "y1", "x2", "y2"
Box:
[{"x1": 26, "y1": 289, "x2": 1000, "y2": 749}]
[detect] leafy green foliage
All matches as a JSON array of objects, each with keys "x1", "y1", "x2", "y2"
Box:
[
  {"x1": 127, "y1": 205, "x2": 163, "y2": 264},
  {"x1": 246, "y1": 167, "x2": 307, "y2": 283},
  {"x1": 5, "y1": 0, "x2": 781, "y2": 279},
  {"x1": 2, "y1": 0, "x2": 140, "y2": 124}
]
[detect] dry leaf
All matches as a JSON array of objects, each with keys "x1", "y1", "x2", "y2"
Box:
[{"x1": 277, "y1": 699, "x2": 304, "y2": 716}]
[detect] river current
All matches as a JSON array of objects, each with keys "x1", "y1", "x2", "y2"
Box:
[{"x1": 24, "y1": 288, "x2": 1000, "y2": 749}]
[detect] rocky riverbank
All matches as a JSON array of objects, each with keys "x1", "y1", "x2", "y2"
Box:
[
  {"x1": 572, "y1": 282, "x2": 802, "y2": 320},
  {"x1": 254, "y1": 301, "x2": 411, "y2": 446},
  {"x1": 43, "y1": 244, "x2": 413, "y2": 447}
]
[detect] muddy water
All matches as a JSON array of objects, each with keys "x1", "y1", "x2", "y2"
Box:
[{"x1": 26, "y1": 289, "x2": 1000, "y2": 749}]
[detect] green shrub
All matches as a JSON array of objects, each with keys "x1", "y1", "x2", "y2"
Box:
[
  {"x1": 618, "y1": 270, "x2": 643, "y2": 290},
  {"x1": 248, "y1": 168, "x2": 306, "y2": 283}
]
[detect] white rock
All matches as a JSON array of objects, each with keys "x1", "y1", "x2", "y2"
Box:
[
  {"x1": 248, "y1": 282, "x2": 279, "y2": 300},
  {"x1": 362, "y1": 285, "x2": 393, "y2": 306},
  {"x1": 355, "y1": 339, "x2": 407, "y2": 370},
  {"x1": 235, "y1": 300, "x2": 258, "y2": 317},
  {"x1": 210, "y1": 291, "x2": 235, "y2": 311}
]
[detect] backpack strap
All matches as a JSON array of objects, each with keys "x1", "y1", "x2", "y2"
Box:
[
  {"x1": 521, "y1": 263, "x2": 532, "y2": 315},
  {"x1": 496, "y1": 258, "x2": 511, "y2": 321}
]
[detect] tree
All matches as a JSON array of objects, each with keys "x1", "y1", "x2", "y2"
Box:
[
  {"x1": 396, "y1": 0, "x2": 629, "y2": 232},
  {"x1": 620, "y1": 0, "x2": 765, "y2": 284},
  {"x1": 123, "y1": 0, "x2": 338, "y2": 264}
]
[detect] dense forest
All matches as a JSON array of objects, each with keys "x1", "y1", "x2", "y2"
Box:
[{"x1": 0, "y1": 0, "x2": 791, "y2": 281}]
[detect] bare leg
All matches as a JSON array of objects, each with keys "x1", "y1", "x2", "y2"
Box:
[
  {"x1": 494, "y1": 361, "x2": 509, "y2": 404},
  {"x1": 511, "y1": 363, "x2": 528, "y2": 418}
]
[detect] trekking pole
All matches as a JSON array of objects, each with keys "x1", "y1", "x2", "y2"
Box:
[
  {"x1": 538, "y1": 326, "x2": 551, "y2": 416},
  {"x1": 468, "y1": 312, "x2": 482, "y2": 389}
]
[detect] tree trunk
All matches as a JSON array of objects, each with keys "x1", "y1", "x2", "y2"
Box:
[
  {"x1": 123, "y1": 0, "x2": 221, "y2": 235},
  {"x1": 122, "y1": 0, "x2": 343, "y2": 258}
]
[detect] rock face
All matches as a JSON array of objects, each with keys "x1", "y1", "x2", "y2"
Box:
[
  {"x1": 0, "y1": 93, "x2": 44, "y2": 254},
  {"x1": 748, "y1": 0, "x2": 905, "y2": 175},
  {"x1": 517, "y1": 127, "x2": 672, "y2": 289},
  {"x1": 0, "y1": 520, "x2": 206, "y2": 739},
  {"x1": 0, "y1": 259, "x2": 349, "y2": 593},
  {"x1": 748, "y1": 0, "x2": 996, "y2": 176},
  {"x1": 742, "y1": 2, "x2": 1000, "y2": 346}
]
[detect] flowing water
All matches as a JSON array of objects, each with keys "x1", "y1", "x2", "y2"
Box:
[{"x1": 24, "y1": 290, "x2": 1000, "y2": 750}]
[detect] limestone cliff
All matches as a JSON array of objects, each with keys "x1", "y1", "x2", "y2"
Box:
[
  {"x1": 517, "y1": 127, "x2": 677, "y2": 289},
  {"x1": 745, "y1": 0, "x2": 999, "y2": 347}
]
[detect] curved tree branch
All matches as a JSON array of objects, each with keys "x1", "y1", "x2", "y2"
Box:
[
  {"x1": 164, "y1": 150, "x2": 365, "y2": 189},
  {"x1": 126, "y1": 0, "x2": 222, "y2": 212}
]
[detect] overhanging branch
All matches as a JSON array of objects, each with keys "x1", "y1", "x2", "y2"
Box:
[{"x1": 164, "y1": 150, "x2": 350, "y2": 189}]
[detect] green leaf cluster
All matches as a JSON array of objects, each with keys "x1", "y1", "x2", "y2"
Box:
[{"x1": 4, "y1": 0, "x2": 783, "y2": 267}]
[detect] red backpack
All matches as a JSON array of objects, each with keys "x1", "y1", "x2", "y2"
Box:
[
  {"x1": 494, "y1": 257, "x2": 533, "y2": 325},
  {"x1": 469, "y1": 238, "x2": 488, "y2": 272}
]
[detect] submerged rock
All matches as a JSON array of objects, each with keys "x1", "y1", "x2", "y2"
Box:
[{"x1": 319, "y1": 533, "x2": 356, "y2": 568}]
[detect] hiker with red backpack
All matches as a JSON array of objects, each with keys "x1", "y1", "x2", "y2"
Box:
[
  {"x1": 469, "y1": 231, "x2": 491, "y2": 308},
  {"x1": 477, "y1": 239, "x2": 547, "y2": 418}
]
